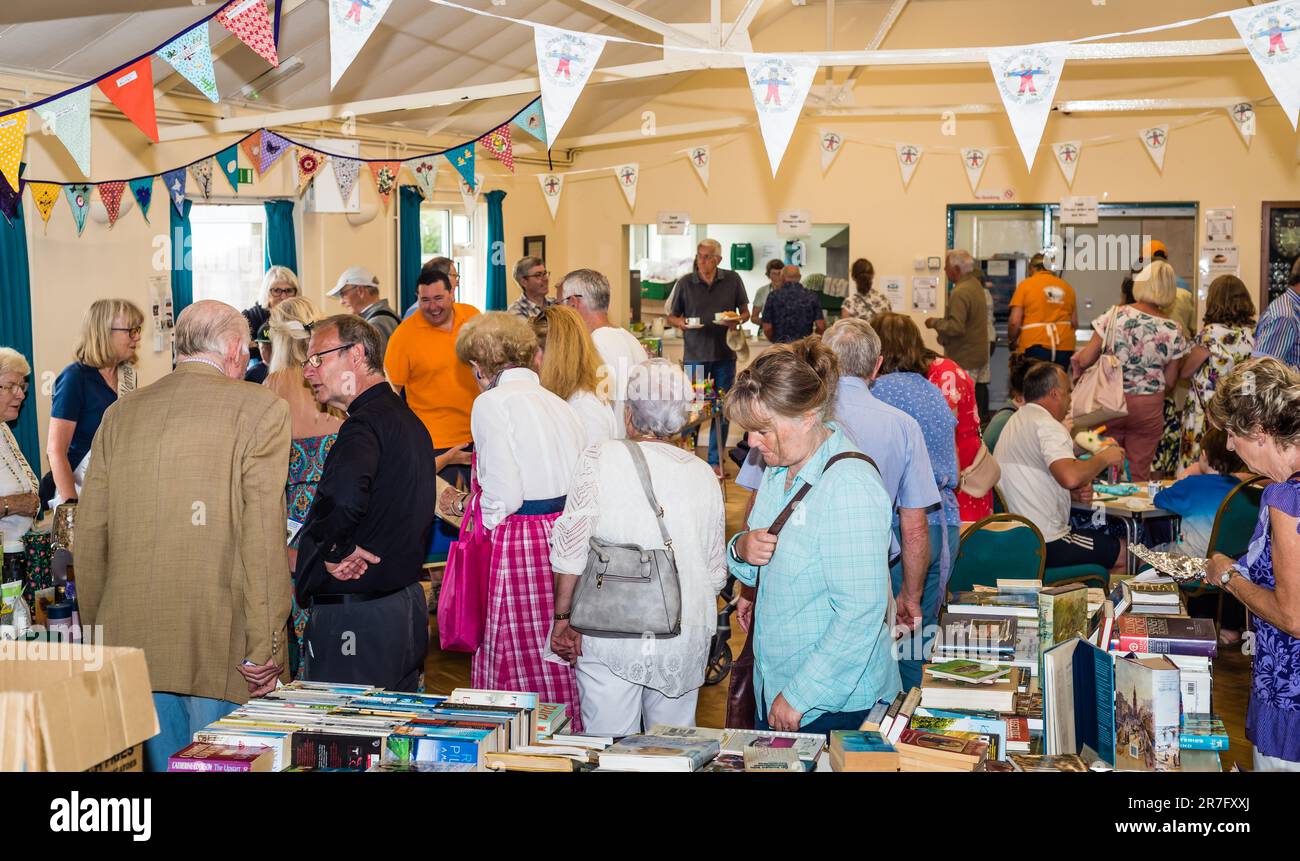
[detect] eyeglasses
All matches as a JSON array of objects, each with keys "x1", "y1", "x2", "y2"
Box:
[
  {"x1": 301, "y1": 343, "x2": 355, "y2": 369},
  {"x1": 562, "y1": 294, "x2": 584, "y2": 306},
  {"x1": 0, "y1": 381, "x2": 28, "y2": 396},
  {"x1": 111, "y1": 326, "x2": 143, "y2": 338},
  {"x1": 526, "y1": 270, "x2": 549, "y2": 279},
  {"x1": 269, "y1": 287, "x2": 299, "y2": 298}
]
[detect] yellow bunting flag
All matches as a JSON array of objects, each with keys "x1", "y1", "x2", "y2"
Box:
[
  {"x1": 27, "y1": 181, "x2": 61, "y2": 226},
  {"x1": 0, "y1": 110, "x2": 28, "y2": 192}
]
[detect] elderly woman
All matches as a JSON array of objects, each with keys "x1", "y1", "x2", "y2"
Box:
[
  {"x1": 840, "y1": 258, "x2": 892, "y2": 322},
  {"x1": 532, "y1": 305, "x2": 620, "y2": 446},
  {"x1": 549, "y1": 359, "x2": 726, "y2": 735},
  {"x1": 1203, "y1": 358, "x2": 1300, "y2": 771},
  {"x1": 724, "y1": 338, "x2": 900, "y2": 733},
  {"x1": 43, "y1": 299, "x2": 144, "y2": 509},
  {"x1": 1177, "y1": 275, "x2": 1256, "y2": 472},
  {"x1": 452, "y1": 312, "x2": 586, "y2": 729},
  {"x1": 244, "y1": 266, "x2": 300, "y2": 383},
  {"x1": 0, "y1": 349, "x2": 40, "y2": 559},
  {"x1": 1071, "y1": 260, "x2": 1189, "y2": 481}
]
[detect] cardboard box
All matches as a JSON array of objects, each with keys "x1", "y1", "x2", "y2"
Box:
[
  {"x1": 0, "y1": 644, "x2": 158, "y2": 771},
  {"x1": 86, "y1": 744, "x2": 144, "y2": 773}
]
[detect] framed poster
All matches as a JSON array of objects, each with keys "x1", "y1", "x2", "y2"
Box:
[{"x1": 523, "y1": 235, "x2": 546, "y2": 261}]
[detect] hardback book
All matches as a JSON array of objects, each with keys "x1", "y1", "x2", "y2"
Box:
[
  {"x1": 425, "y1": 703, "x2": 533, "y2": 748},
  {"x1": 597, "y1": 735, "x2": 720, "y2": 772},
  {"x1": 719, "y1": 729, "x2": 826, "y2": 762},
  {"x1": 935, "y1": 624, "x2": 1039, "y2": 673},
  {"x1": 384, "y1": 727, "x2": 493, "y2": 770},
  {"x1": 647, "y1": 724, "x2": 727, "y2": 742},
  {"x1": 700, "y1": 755, "x2": 746, "y2": 773},
  {"x1": 365, "y1": 760, "x2": 476, "y2": 773},
  {"x1": 946, "y1": 592, "x2": 1038, "y2": 619},
  {"x1": 829, "y1": 730, "x2": 900, "y2": 772},
  {"x1": 1002, "y1": 716, "x2": 1032, "y2": 752},
  {"x1": 167, "y1": 742, "x2": 274, "y2": 773},
  {"x1": 743, "y1": 747, "x2": 804, "y2": 772},
  {"x1": 878, "y1": 690, "x2": 908, "y2": 737},
  {"x1": 1113, "y1": 654, "x2": 1182, "y2": 771},
  {"x1": 1179, "y1": 750, "x2": 1223, "y2": 772},
  {"x1": 935, "y1": 613, "x2": 1018, "y2": 658},
  {"x1": 860, "y1": 698, "x2": 892, "y2": 732},
  {"x1": 1038, "y1": 584, "x2": 1089, "y2": 679},
  {"x1": 997, "y1": 579, "x2": 1043, "y2": 596},
  {"x1": 399, "y1": 718, "x2": 508, "y2": 753},
  {"x1": 448, "y1": 688, "x2": 540, "y2": 712},
  {"x1": 1013, "y1": 691, "x2": 1044, "y2": 726},
  {"x1": 192, "y1": 728, "x2": 292, "y2": 772},
  {"x1": 291, "y1": 730, "x2": 387, "y2": 772},
  {"x1": 1009, "y1": 753, "x2": 1088, "y2": 772},
  {"x1": 1128, "y1": 603, "x2": 1189, "y2": 618},
  {"x1": 896, "y1": 728, "x2": 989, "y2": 771},
  {"x1": 1042, "y1": 637, "x2": 1116, "y2": 766},
  {"x1": 925, "y1": 660, "x2": 1013, "y2": 684},
  {"x1": 1093, "y1": 597, "x2": 1116, "y2": 651},
  {"x1": 1180, "y1": 714, "x2": 1229, "y2": 751},
  {"x1": 887, "y1": 687, "x2": 922, "y2": 744},
  {"x1": 919, "y1": 665, "x2": 1017, "y2": 713},
  {"x1": 911, "y1": 708, "x2": 1008, "y2": 760},
  {"x1": 1122, "y1": 578, "x2": 1181, "y2": 606},
  {"x1": 483, "y1": 751, "x2": 578, "y2": 772},
  {"x1": 1114, "y1": 615, "x2": 1217, "y2": 658},
  {"x1": 976, "y1": 759, "x2": 1017, "y2": 772},
  {"x1": 537, "y1": 734, "x2": 615, "y2": 750},
  {"x1": 536, "y1": 703, "x2": 568, "y2": 738}
]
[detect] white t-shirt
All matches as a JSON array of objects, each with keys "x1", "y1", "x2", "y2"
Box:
[
  {"x1": 992, "y1": 402, "x2": 1076, "y2": 542},
  {"x1": 590, "y1": 326, "x2": 648, "y2": 423},
  {"x1": 568, "y1": 390, "x2": 622, "y2": 447}
]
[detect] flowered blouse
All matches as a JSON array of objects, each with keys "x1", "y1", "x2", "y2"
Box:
[
  {"x1": 1092, "y1": 304, "x2": 1189, "y2": 395},
  {"x1": 841, "y1": 290, "x2": 892, "y2": 322}
]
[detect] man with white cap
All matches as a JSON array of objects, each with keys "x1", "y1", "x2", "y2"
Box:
[{"x1": 329, "y1": 266, "x2": 401, "y2": 362}]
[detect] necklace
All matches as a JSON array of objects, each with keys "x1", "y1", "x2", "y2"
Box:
[
  {"x1": 178, "y1": 357, "x2": 226, "y2": 374},
  {"x1": 0, "y1": 425, "x2": 36, "y2": 495}
]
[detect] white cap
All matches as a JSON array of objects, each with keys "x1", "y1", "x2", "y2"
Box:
[{"x1": 329, "y1": 266, "x2": 379, "y2": 297}]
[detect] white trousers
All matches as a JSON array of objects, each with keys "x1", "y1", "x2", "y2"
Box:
[
  {"x1": 575, "y1": 656, "x2": 700, "y2": 737},
  {"x1": 1254, "y1": 749, "x2": 1300, "y2": 772}
]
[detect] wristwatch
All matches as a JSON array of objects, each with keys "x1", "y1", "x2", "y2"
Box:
[
  {"x1": 728, "y1": 533, "x2": 747, "y2": 565},
  {"x1": 554, "y1": 611, "x2": 571, "y2": 621},
  {"x1": 1219, "y1": 566, "x2": 1240, "y2": 588}
]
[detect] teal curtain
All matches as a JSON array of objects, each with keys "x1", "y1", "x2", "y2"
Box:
[
  {"x1": 485, "y1": 190, "x2": 507, "y2": 311},
  {"x1": 0, "y1": 186, "x2": 40, "y2": 470},
  {"x1": 264, "y1": 200, "x2": 297, "y2": 273},
  {"x1": 170, "y1": 198, "x2": 194, "y2": 319},
  {"x1": 398, "y1": 186, "x2": 423, "y2": 313}
]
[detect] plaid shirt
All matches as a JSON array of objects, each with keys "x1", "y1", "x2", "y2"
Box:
[
  {"x1": 506, "y1": 294, "x2": 556, "y2": 320},
  {"x1": 728, "y1": 425, "x2": 901, "y2": 725},
  {"x1": 1253, "y1": 288, "x2": 1300, "y2": 368}
]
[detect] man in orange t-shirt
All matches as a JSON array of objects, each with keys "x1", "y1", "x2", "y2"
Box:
[{"x1": 1008, "y1": 253, "x2": 1078, "y2": 370}]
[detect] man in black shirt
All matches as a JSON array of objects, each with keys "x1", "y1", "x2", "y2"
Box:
[{"x1": 297, "y1": 314, "x2": 436, "y2": 690}]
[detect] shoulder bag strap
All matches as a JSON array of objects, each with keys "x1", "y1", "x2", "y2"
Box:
[
  {"x1": 620, "y1": 440, "x2": 675, "y2": 552},
  {"x1": 767, "y1": 450, "x2": 880, "y2": 537}
]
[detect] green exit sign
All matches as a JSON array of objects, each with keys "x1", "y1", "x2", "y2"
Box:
[{"x1": 237, "y1": 168, "x2": 253, "y2": 184}]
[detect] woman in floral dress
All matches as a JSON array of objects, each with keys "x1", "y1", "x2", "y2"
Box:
[{"x1": 840, "y1": 258, "x2": 893, "y2": 322}]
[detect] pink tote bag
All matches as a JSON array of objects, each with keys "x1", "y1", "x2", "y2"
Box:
[
  {"x1": 437, "y1": 478, "x2": 492, "y2": 653},
  {"x1": 1072, "y1": 309, "x2": 1129, "y2": 429}
]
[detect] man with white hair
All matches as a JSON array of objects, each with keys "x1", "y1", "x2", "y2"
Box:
[
  {"x1": 327, "y1": 266, "x2": 400, "y2": 362},
  {"x1": 559, "y1": 268, "x2": 647, "y2": 429},
  {"x1": 507, "y1": 256, "x2": 555, "y2": 320},
  {"x1": 926, "y1": 249, "x2": 991, "y2": 383},
  {"x1": 78, "y1": 300, "x2": 292, "y2": 771}
]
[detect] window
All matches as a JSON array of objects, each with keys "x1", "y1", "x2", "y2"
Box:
[
  {"x1": 190, "y1": 205, "x2": 267, "y2": 309},
  {"x1": 419, "y1": 204, "x2": 486, "y2": 309}
]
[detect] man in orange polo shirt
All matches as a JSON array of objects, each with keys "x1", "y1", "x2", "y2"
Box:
[{"x1": 1008, "y1": 253, "x2": 1078, "y2": 370}]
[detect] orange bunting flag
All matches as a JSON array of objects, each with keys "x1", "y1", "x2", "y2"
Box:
[
  {"x1": 368, "y1": 161, "x2": 401, "y2": 210},
  {"x1": 97, "y1": 57, "x2": 159, "y2": 142}
]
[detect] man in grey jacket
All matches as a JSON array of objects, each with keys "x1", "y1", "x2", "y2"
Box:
[{"x1": 329, "y1": 266, "x2": 401, "y2": 363}]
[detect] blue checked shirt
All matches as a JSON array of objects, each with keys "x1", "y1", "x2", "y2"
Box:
[
  {"x1": 728, "y1": 424, "x2": 902, "y2": 726},
  {"x1": 1254, "y1": 288, "x2": 1300, "y2": 368}
]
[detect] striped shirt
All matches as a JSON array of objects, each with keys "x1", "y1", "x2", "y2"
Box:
[{"x1": 1253, "y1": 288, "x2": 1300, "y2": 368}]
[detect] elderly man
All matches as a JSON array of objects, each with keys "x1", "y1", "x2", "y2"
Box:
[
  {"x1": 1008, "y1": 252, "x2": 1078, "y2": 370},
  {"x1": 507, "y1": 256, "x2": 555, "y2": 320},
  {"x1": 927, "y1": 249, "x2": 990, "y2": 389},
  {"x1": 1254, "y1": 257, "x2": 1300, "y2": 368},
  {"x1": 558, "y1": 268, "x2": 647, "y2": 428},
  {"x1": 328, "y1": 266, "x2": 401, "y2": 362},
  {"x1": 78, "y1": 300, "x2": 291, "y2": 771},
  {"x1": 666, "y1": 239, "x2": 750, "y2": 476},
  {"x1": 761, "y1": 264, "x2": 826, "y2": 344},
  {"x1": 402, "y1": 256, "x2": 459, "y2": 319},
  {"x1": 297, "y1": 315, "x2": 436, "y2": 690}
]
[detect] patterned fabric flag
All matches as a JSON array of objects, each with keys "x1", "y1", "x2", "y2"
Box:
[
  {"x1": 35, "y1": 90, "x2": 91, "y2": 178},
  {"x1": 28, "y1": 181, "x2": 62, "y2": 225},
  {"x1": 332, "y1": 157, "x2": 362, "y2": 203},
  {"x1": 404, "y1": 156, "x2": 438, "y2": 200},
  {"x1": 533, "y1": 25, "x2": 608, "y2": 149},
  {"x1": 1227, "y1": 102, "x2": 1256, "y2": 147},
  {"x1": 259, "y1": 130, "x2": 292, "y2": 174},
  {"x1": 217, "y1": 0, "x2": 280, "y2": 68},
  {"x1": 480, "y1": 124, "x2": 515, "y2": 172},
  {"x1": 743, "y1": 53, "x2": 819, "y2": 176},
  {"x1": 1052, "y1": 141, "x2": 1081, "y2": 188},
  {"x1": 685, "y1": 145, "x2": 709, "y2": 189},
  {"x1": 295, "y1": 148, "x2": 328, "y2": 191},
  {"x1": 368, "y1": 161, "x2": 401, "y2": 210},
  {"x1": 445, "y1": 144, "x2": 475, "y2": 186},
  {"x1": 217, "y1": 145, "x2": 241, "y2": 192},
  {"x1": 97, "y1": 56, "x2": 159, "y2": 142},
  {"x1": 0, "y1": 172, "x2": 18, "y2": 225},
  {"x1": 1231, "y1": 1, "x2": 1300, "y2": 129},
  {"x1": 157, "y1": 25, "x2": 220, "y2": 103},
  {"x1": 329, "y1": 0, "x2": 393, "y2": 89},
  {"x1": 987, "y1": 42, "x2": 1069, "y2": 171},
  {"x1": 129, "y1": 176, "x2": 155, "y2": 223},
  {"x1": 819, "y1": 130, "x2": 844, "y2": 173},
  {"x1": 961, "y1": 147, "x2": 989, "y2": 193},
  {"x1": 0, "y1": 110, "x2": 27, "y2": 192},
  {"x1": 612, "y1": 163, "x2": 638, "y2": 210},
  {"x1": 240, "y1": 134, "x2": 263, "y2": 175},
  {"x1": 896, "y1": 143, "x2": 922, "y2": 188},
  {"x1": 459, "y1": 175, "x2": 481, "y2": 219},
  {"x1": 190, "y1": 159, "x2": 215, "y2": 200},
  {"x1": 64, "y1": 184, "x2": 92, "y2": 236},
  {"x1": 538, "y1": 173, "x2": 563, "y2": 220},
  {"x1": 1140, "y1": 125, "x2": 1169, "y2": 172},
  {"x1": 162, "y1": 168, "x2": 187, "y2": 216},
  {"x1": 98, "y1": 181, "x2": 127, "y2": 228},
  {"x1": 513, "y1": 99, "x2": 547, "y2": 144}
]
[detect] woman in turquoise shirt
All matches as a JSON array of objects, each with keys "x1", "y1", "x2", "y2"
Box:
[{"x1": 726, "y1": 339, "x2": 902, "y2": 733}]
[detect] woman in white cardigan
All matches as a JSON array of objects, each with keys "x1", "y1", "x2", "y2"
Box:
[{"x1": 549, "y1": 359, "x2": 727, "y2": 736}]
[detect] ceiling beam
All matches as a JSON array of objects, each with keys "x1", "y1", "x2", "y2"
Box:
[
  {"x1": 824, "y1": 0, "x2": 835, "y2": 83},
  {"x1": 722, "y1": 0, "x2": 765, "y2": 48},
  {"x1": 572, "y1": 0, "x2": 708, "y2": 47},
  {"x1": 847, "y1": 0, "x2": 909, "y2": 83},
  {"x1": 710, "y1": 0, "x2": 722, "y2": 48},
  {"x1": 158, "y1": 0, "x2": 310, "y2": 94}
]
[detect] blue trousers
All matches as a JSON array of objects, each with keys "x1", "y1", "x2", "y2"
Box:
[
  {"x1": 890, "y1": 522, "x2": 960, "y2": 692},
  {"x1": 756, "y1": 707, "x2": 872, "y2": 735},
  {"x1": 145, "y1": 692, "x2": 240, "y2": 772},
  {"x1": 1023, "y1": 344, "x2": 1073, "y2": 372},
  {"x1": 683, "y1": 359, "x2": 736, "y2": 467}
]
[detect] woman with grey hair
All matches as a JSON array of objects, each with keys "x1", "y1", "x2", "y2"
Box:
[
  {"x1": 549, "y1": 359, "x2": 727, "y2": 735},
  {"x1": 0, "y1": 348, "x2": 40, "y2": 562}
]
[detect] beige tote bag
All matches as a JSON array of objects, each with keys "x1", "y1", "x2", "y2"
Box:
[{"x1": 1071, "y1": 309, "x2": 1128, "y2": 429}]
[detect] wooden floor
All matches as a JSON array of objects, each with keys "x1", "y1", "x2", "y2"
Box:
[{"x1": 424, "y1": 457, "x2": 1258, "y2": 769}]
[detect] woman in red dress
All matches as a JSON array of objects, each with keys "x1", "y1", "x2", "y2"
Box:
[{"x1": 927, "y1": 355, "x2": 992, "y2": 522}]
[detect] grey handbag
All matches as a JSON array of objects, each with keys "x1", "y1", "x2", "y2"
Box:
[{"x1": 569, "y1": 440, "x2": 682, "y2": 639}]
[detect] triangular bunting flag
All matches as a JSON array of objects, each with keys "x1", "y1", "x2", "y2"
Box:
[
  {"x1": 162, "y1": 168, "x2": 187, "y2": 215},
  {"x1": 97, "y1": 56, "x2": 159, "y2": 142},
  {"x1": 295, "y1": 148, "x2": 328, "y2": 192},
  {"x1": 240, "y1": 135, "x2": 262, "y2": 176},
  {"x1": 0, "y1": 173, "x2": 19, "y2": 225},
  {"x1": 329, "y1": 0, "x2": 393, "y2": 89},
  {"x1": 1140, "y1": 125, "x2": 1169, "y2": 172},
  {"x1": 332, "y1": 157, "x2": 361, "y2": 203},
  {"x1": 98, "y1": 181, "x2": 127, "y2": 228},
  {"x1": 459, "y1": 175, "x2": 482, "y2": 219},
  {"x1": 1231, "y1": 2, "x2": 1300, "y2": 130},
  {"x1": 369, "y1": 161, "x2": 401, "y2": 210},
  {"x1": 129, "y1": 177, "x2": 155, "y2": 223},
  {"x1": 157, "y1": 25, "x2": 219, "y2": 103},
  {"x1": 534, "y1": 25, "x2": 608, "y2": 149},
  {"x1": 513, "y1": 99, "x2": 547, "y2": 144},
  {"x1": 404, "y1": 156, "x2": 438, "y2": 200},
  {"x1": 613, "y1": 163, "x2": 638, "y2": 210},
  {"x1": 686, "y1": 145, "x2": 710, "y2": 189},
  {"x1": 217, "y1": 145, "x2": 240, "y2": 192},
  {"x1": 1228, "y1": 102, "x2": 1256, "y2": 146},
  {"x1": 744, "y1": 53, "x2": 820, "y2": 176},
  {"x1": 987, "y1": 42, "x2": 1068, "y2": 171},
  {"x1": 538, "y1": 173, "x2": 563, "y2": 220},
  {"x1": 1052, "y1": 141, "x2": 1081, "y2": 188},
  {"x1": 819, "y1": 130, "x2": 844, "y2": 173},
  {"x1": 480, "y1": 124, "x2": 515, "y2": 172},
  {"x1": 189, "y1": 159, "x2": 215, "y2": 200},
  {"x1": 259, "y1": 130, "x2": 291, "y2": 174},
  {"x1": 0, "y1": 111, "x2": 27, "y2": 192},
  {"x1": 217, "y1": 0, "x2": 280, "y2": 68},
  {"x1": 35, "y1": 90, "x2": 91, "y2": 177},
  {"x1": 445, "y1": 144, "x2": 475, "y2": 186},
  {"x1": 65, "y1": 184, "x2": 91, "y2": 236},
  {"x1": 28, "y1": 181, "x2": 62, "y2": 226},
  {"x1": 896, "y1": 143, "x2": 922, "y2": 188},
  {"x1": 961, "y1": 147, "x2": 989, "y2": 194}
]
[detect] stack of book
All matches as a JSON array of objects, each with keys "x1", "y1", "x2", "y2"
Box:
[
  {"x1": 1121, "y1": 577, "x2": 1187, "y2": 617},
  {"x1": 167, "y1": 743, "x2": 276, "y2": 772},
  {"x1": 596, "y1": 734, "x2": 721, "y2": 772},
  {"x1": 829, "y1": 730, "x2": 899, "y2": 772},
  {"x1": 895, "y1": 728, "x2": 989, "y2": 772},
  {"x1": 919, "y1": 664, "x2": 1023, "y2": 713},
  {"x1": 1180, "y1": 714, "x2": 1229, "y2": 751}
]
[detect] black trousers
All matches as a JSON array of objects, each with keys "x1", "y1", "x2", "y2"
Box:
[{"x1": 303, "y1": 582, "x2": 428, "y2": 692}]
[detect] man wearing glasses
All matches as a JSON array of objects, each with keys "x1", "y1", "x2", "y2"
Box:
[
  {"x1": 506, "y1": 256, "x2": 556, "y2": 320},
  {"x1": 296, "y1": 314, "x2": 436, "y2": 690},
  {"x1": 327, "y1": 266, "x2": 401, "y2": 363},
  {"x1": 666, "y1": 239, "x2": 751, "y2": 477}
]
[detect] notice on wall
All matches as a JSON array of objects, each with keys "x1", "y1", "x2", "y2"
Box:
[
  {"x1": 1199, "y1": 242, "x2": 1240, "y2": 288},
  {"x1": 776, "y1": 209, "x2": 812, "y2": 237},
  {"x1": 1205, "y1": 208, "x2": 1234, "y2": 242},
  {"x1": 656, "y1": 211, "x2": 690, "y2": 235},
  {"x1": 882, "y1": 276, "x2": 905, "y2": 312},
  {"x1": 1060, "y1": 195, "x2": 1099, "y2": 225},
  {"x1": 912, "y1": 276, "x2": 939, "y2": 313}
]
